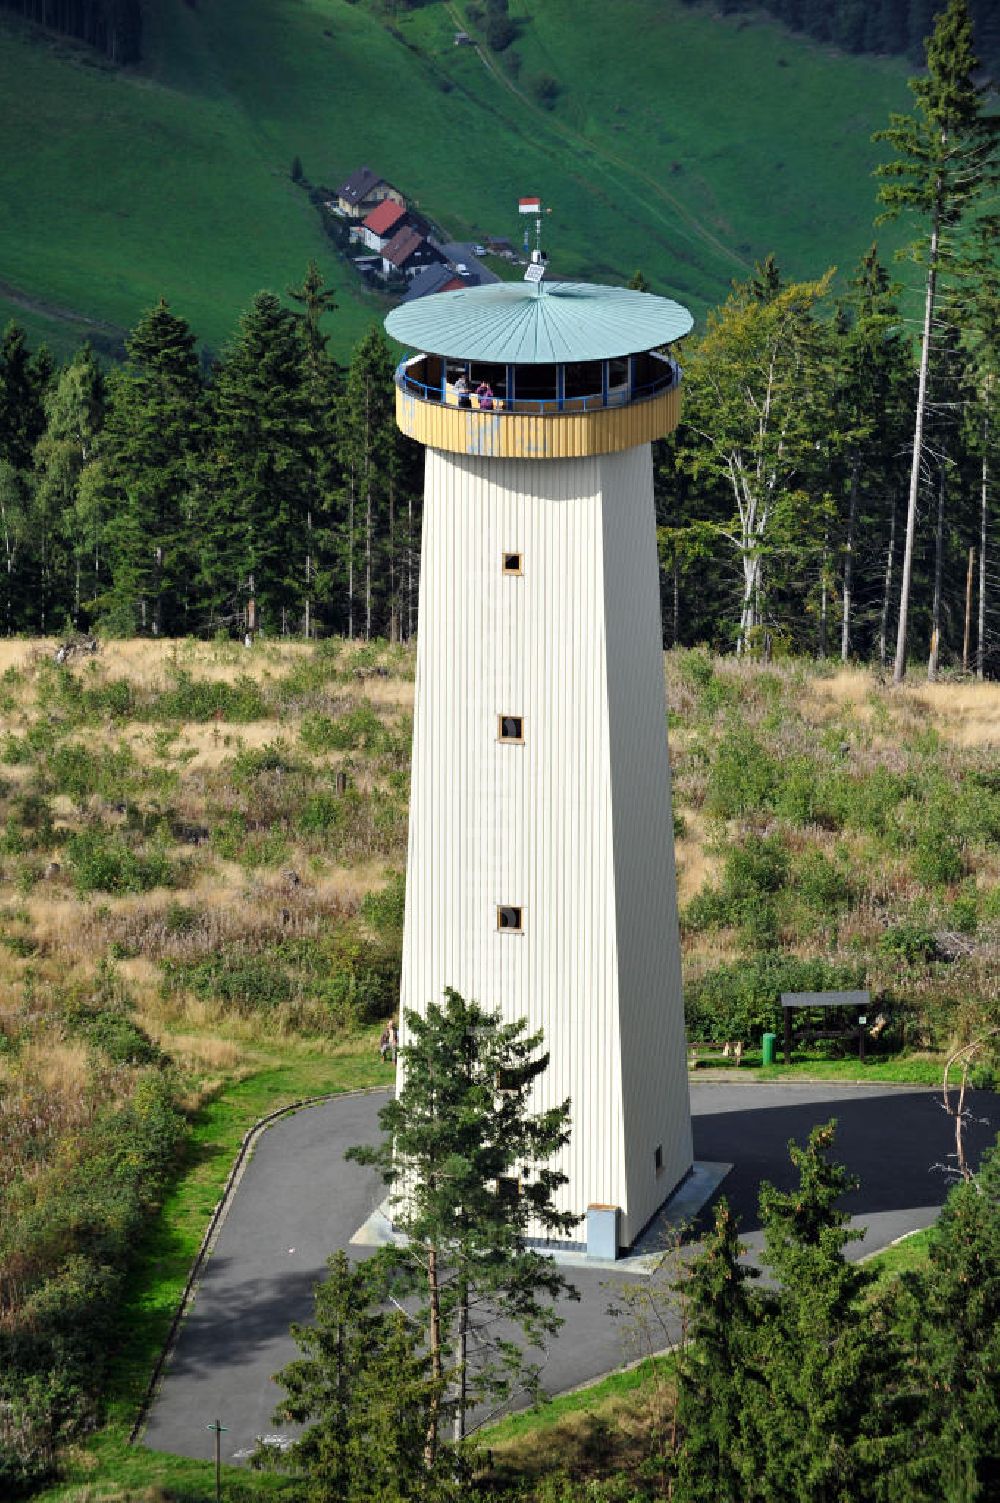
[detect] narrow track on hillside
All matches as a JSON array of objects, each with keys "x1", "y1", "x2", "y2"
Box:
[
  {"x1": 0, "y1": 277, "x2": 126, "y2": 337},
  {"x1": 444, "y1": 1, "x2": 750, "y2": 278}
]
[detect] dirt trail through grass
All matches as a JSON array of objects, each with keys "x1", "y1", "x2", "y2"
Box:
[{"x1": 0, "y1": 277, "x2": 125, "y2": 337}]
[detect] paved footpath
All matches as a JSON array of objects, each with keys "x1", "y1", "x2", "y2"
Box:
[{"x1": 142, "y1": 1080, "x2": 1000, "y2": 1465}]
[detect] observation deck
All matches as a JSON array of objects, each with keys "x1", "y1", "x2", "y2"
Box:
[{"x1": 385, "y1": 280, "x2": 693, "y2": 461}]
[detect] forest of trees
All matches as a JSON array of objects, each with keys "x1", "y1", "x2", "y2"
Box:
[
  {"x1": 0, "y1": 268, "x2": 421, "y2": 645},
  {"x1": 0, "y1": 2, "x2": 996, "y2": 676},
  {"x1": 680, "y1": 0, "x2": 1000, "y2": 73},
  {"x1": 0, "y1": 241, "x2": 996, "y2": 673},
  {"x1": 0, "y1": 0, "x2": 141, "y2": 62}
]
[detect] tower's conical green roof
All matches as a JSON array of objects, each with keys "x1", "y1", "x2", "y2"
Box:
[{"x1": 385, "y1": 281, "x2": 692, "y2": 364}]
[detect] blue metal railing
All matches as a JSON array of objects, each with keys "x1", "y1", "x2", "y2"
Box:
[{"x1": 395, "y1": 356, "x2": 681, "y2": 415}]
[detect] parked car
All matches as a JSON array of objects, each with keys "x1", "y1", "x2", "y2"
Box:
[
  {"x1": 472, "y1": 244, "x2": 487, "y2": 257},
  {"x1": 455, "y1": 263, "x2": 470, "y2": 276}
]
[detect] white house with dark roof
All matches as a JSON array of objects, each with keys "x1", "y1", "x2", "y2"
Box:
[{"x1": 335, "y1": 166, "x2": 405, "y2": 221}]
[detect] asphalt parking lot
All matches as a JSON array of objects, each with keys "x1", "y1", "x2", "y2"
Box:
[{"x1": 141, "y1": 1079, "x2": 1000, "y2": 1465}]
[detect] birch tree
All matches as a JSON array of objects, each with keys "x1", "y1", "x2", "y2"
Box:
[
  {"x1": 680, "y1": 267, "x2": 833, "y2": 653},
  {"x1": 32, "y1": 346, "x2": 105, "y2": 631},
  {"x1": 873, "y1": 0, "x2": 1000, "y2": 683}
]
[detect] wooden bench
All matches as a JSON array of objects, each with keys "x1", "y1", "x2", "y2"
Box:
[{"x1": 688, "y1": 1040, "x2": 743, "y2": 1068}]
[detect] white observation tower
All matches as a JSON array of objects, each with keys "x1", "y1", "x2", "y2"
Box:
[{"x1": 385, "y1": 269, "x2": 694, "y2": 1257}]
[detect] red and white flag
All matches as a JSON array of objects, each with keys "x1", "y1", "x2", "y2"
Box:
[{"x1": 518, "y1": 196, "x2": 541, "y2": 214}]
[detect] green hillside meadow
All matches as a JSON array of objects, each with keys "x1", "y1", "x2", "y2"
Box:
[{"x1": 0, "y1": 0, "x2": 913, "y2": 362}]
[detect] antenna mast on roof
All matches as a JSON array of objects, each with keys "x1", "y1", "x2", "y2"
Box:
[{"x1": 518, "y1": 196, "x2": 551, "y2": 293}]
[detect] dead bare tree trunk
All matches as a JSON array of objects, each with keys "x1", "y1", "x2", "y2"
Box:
[
  {"x1": 943, "y1": 1030, "x2": 1000, "y2": 1182},
  {"x1": 894, "y1": 197, "x2": 941, "y2": 684},
  {"x1": 979, "y1": 398, "x2": 990, "y2": 680},
  {"x1": 347, "y1": 473, "x2": 355, "y2": 640},
  {"x1": 818, "y1": 531, "x2": 830, "y2": 659},
  {"x1": 928, "y1": 461, "x2": 946, "y2": 680},
  {"x1": 879, "y1": 494, "x2": 898, "y2": 669},
  {"x1": 963, "y1": 546, "x2": 975, "y2": 672},
  {"x1": 841, "y1": 458, "x2": 859, "y2": 661},
  {"x1": 672, "y1": 558, "x2": 680, "y2": 648}
]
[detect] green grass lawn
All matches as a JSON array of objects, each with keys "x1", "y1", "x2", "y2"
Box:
[
  {"x1": 689, "y1": 1051, "x2": 947, "y2": 1086},
  {"x1": 0, "y1": 0, "x2": 911, "y2": 362}
]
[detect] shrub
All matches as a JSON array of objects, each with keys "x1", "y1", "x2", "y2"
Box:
[
  {"x1": 230, "y1": 740, "x2": 301, "y2": 784},
  {"x1": 677, "y1": 648, "x2": 732, "y2": 717},
  {"x1": 824, "y1": 766, "x2": 911, "y2": 837},
  {"x1": 704, "y1": 728, "x2": 780, "y2": 817},
  {"x1": 912, "y1": 824, "x2": 963, "y2": 887},
  {"x1": 879, "y1": 921, "x2": 940, "y2": 966},
  {"x1": 531, "y1": 70, "x2": 559, "y2": 105},
  {"x1": 66, "y1": 830, "x2": 174, "y2": 895},
  {"x1": 724, "y1": 833, "x2": 788, "y2": 896},
  {"x1": 296, "y1": 792, "x2": 341, "y2": 836},
  {"x1": 163, "y1": 952, "x2": 295, "y2": 1012},
  {"x1": 794, "y1": 848, "x2": 852, "y2": 912},
  {"x1": 149, "y1": 671, "x2": 267, "y2": 723},
  {"x1": 0, "y1": 1075, "x2": 186, "y2": 1475},
  {"x1": 3, "y1": 795, "x2": 56, "y2": 851},
  {"x1": 82, "y1": 1011, "x2": 162, "y2": 1066},
  {"x1": 362, "y1": 872, "x2": 405, "y2": 935},
  {"x1": 949, "y1": 888, "x2": 979, "y2": 935},
  {"x1": 45, "y1": 741, "x2": 134, "y2": 803},
  {"x1": 774, "y1": 756, "x2": 824, "y2": 825},
  {"x1": 164, "y1": 902, "x2": 201, "y2": 935},
  {"x1": 315, "y1": 930, "x2": 401, "y2": 1026},
  {"x1": 685, "y1": 955, "x2": 865, "y2": 1043},
  {"x1": 684, "y1": 833, "x2": 787, "y2": 946},
  {"x1": 300, "y1": 704, "x2": 392, "y2": 754}
]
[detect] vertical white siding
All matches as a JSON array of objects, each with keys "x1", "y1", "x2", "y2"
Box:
[
  {"x1": 601, "y1": 446, "x2": 693, "y2": 1244},
  {"x1": 399, "y1": 443, "x2": 691, "y2": 1246}
]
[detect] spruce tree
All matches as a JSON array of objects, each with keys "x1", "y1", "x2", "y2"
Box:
[
  {"x1": 100, "y1": 299, "x2": 203, "y2": 634},
  {"x1": 339, "y1": 328, "x2": 401, "y2": 639},
  {"x1": 959, "y1": 216, "x2": 1000, "y2": 678},
  {"x1": 287, "y1": 262, "x2": 342, "y2": 638},
  {"x1": 208, "y1": 291, "x2": 316, "y2": 632},
  {"x1": 287, "y1": 259, "x2": 338, "y2": 367},
  {"x1": 259, "y1": 1250, "x2": 448, "y2": 1503},
  {"x1": 673, "y1": 1199, "x2": 761, "y2": 1502},
  {"x1": 901, "y1": 1137, "x2": 1000, "y2": 1500},
  {"x1": 833, "y1": 246, "x2": 912, "y2": 662},
  {"x1": 348, "y1": 989, "x2": 579, "y2": 1459},
  {"x1": 873, "y1": 0, "x2": 1000, "y2": 682},
  {"x1": 753, "y1": 1121, "x2": 908, "y2": 1502},
  {"x1": 0, "y1": 322, "x2": 50, "y2": 472}
]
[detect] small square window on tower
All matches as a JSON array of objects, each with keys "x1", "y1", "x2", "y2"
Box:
[
  {"x1": 497, "y1": 905, "x2": 523, "y2": 933},
  {"x1": 502, "y1": 552, "x2": 523, "y2": 575},
  {"x1": 498, "y1": 714, "x2": 524, "y2": 743}
]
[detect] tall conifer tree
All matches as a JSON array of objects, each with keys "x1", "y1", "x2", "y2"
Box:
[
  {"x1": 873, "y1": 0, "x2": 1000, "y2": 681},
  {"x1": 339, "y1": 328, "x2": 399, "y2": 639},
  {"x1": 208, "y1": 291, "x2": 316, "y2": 632},
  {"x1": 834, "y1": 246, "x2": 912, "y2": 661},
  {"x1": 100, "y1": 299, "x2": 203, "y2": 634}
]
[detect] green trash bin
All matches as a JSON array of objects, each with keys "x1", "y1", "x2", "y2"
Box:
[{"x1": 762, "y1": 1032, "x2": 777, "y2": 1067}]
